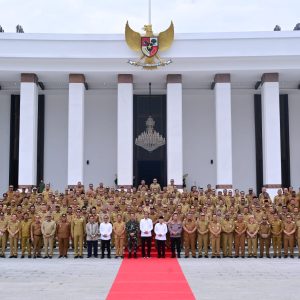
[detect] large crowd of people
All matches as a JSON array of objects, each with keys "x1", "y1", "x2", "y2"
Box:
[{"x1": 0, "y1": 179, "x2": 300, "y2": 259}]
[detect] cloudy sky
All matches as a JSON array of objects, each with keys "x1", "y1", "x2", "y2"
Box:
[{"x1": 0, "y1": 0, "x2": 299, "y2": 34}]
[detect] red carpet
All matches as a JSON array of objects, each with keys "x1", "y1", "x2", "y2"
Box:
[{"x1": 106, "y1": 258, "x2": 195, "y2": 300}]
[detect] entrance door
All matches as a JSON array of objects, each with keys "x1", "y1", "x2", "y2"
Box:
[{"x1": 133, "y1": 95, "x2": 167, "y2": 188}]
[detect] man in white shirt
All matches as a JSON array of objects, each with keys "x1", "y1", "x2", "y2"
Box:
[
  {"x1": 140, "y1": 212, "x2": 153, "y2": 258},
  {"x1": 154, "y1": 216, "x2": 168, "y2": 258},
  {"x1": 99, "y1": 215, "x2": 112, "y2": 258}
]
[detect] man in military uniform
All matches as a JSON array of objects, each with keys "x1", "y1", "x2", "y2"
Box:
[
  {"x1": 259, "y1": 217, "x2": 271, "y2": 258},
  {"x1": 209, "y1": 214, "x2": 221, "y2": 258},
  {"x1": 221, "y1": 213, "x2": 235, "y2": 258},
  {"x1": 0, "y1": 212, "x2": 8, "y2": 257},
  {"x1": 246, "y1": 215, "x2": 259, "y2": 258},
  {"x1": 283, "y1": 214, "x2": 296, "y2": 258},
  {"x1": 271, "y1": 212, "x2": 283, "y2": 258},
  {"x1": 234, "y1": 214, "x2": 246, "y2": 258},
  {"x1": 56, "y1": 213, "x2": 71, "y2": 258},
  {"x1": 126, "y1": 213, "x2": 139, "y2": 258},
  {"x1": 183, "y1": 212, "x2": 197, "y2": 258},
  {"x1": 197, "y1": 213, "x2": 209, "y2": 258},
  {"x1": 20, "y1": 212, "x2": 32, "y2": 258},
  {"x1": 7, "y1": 213, "x2": 20, "y2": 258},
  {"x1": 113, "y1": 214, "x2": 126, "y2": 258},
  {"x1": 41, "y1": 213, "x2": 56, "y2": 258},
  {"x1": 71, "y1": 208, "x2": 86, "y2": 258}
]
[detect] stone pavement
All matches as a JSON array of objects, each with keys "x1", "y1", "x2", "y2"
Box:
[{"x1": 179, "y1": 257, "x2": 300, "y2": 300}]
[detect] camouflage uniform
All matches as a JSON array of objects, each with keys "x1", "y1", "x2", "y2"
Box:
[{"x1": 126, "y1": 220, "x2": 139, "y2": 256}]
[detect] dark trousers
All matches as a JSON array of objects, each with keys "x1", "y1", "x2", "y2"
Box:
[
  {"x1": 141, "y1": 236, "x2": 152, "y2": 257},
  {"x1": 156, "y1": 240, "x2": 166, "y2": 258},
  {"x1": 87, "y1": 240, "x2": 98, "y2": 257},
  {"x1": 58, "y1": 238, "x2": 69, "y2": 256},
  {"x1": 171, "y1": 237, "x2": 181, "y2": 256},
  {"x1": 101, "y1": 239, "x2": 111, "y2": 257}
]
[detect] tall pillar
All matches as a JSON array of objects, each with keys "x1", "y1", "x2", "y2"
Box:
[
  {"x1": 117, "y1": 74, "x2": 133, "y2": 188},
  {"x1": 167, "y1": 74, "x2": 183, "y2": 187},
  {"x1": 68, "y1": 74, "x2": 85, "y2": 187},
  {"x1": 261, "y1": 73, "x2": 281, "y2": 198},
  {"x1": 214, "y1": 74, "x2": 233, "y2": 190},
  {"x1": 18, "y1": 73, "x2": 39, "y2": 188}
]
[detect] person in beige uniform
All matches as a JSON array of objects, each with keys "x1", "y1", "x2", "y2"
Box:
[
  {"x1": 283, "y1": 215, "x2": 296, "y2": 258},
  {"x1": 259, "y1": 217, "x2": 271, "y2": 258},
  {"x1": 271, "y1": 213, "x2": 283, "y2": 258},
  {"x1": 296, "y1": 217, "x2": 300, "y2": 259},
  {"x1": 209, "y1": 214, "x2": 221, "y2": 258},
  {"x1": 7, "y1": 214, "x2": 20, "y2": 258},
  {"x1": 0, "y1": 212, "x2": 8, "y2": 257},
  {"x1": 41, "y1": 213, "x2": 56, "y2": 258},
  {"x1": 183, "y1": 213, "x2": 197, "y2": 258},
  {"x1": 20, "y1": 212, "x2": 32, "y2": 258},
  {"x1": 221, "y1": 213, "x2": 235, "y2": 258},
  {"x1": 31, "y1": 215, "x2": 43, "y2": 258},
  {"x1": 234, "y1": 214, "x2": 247, "y2": 258},
  {"x1": 246, "y1": 215, "x2": 259, "y2": 258},
  {"x1": 197, "y1": 213, "x2": 209, "y2": 258},
  {"x1": 113, "y1": 214, "x2": 126, "y2": 258},
  {"x1": 71, "y1": 209, "x2": 86, "y2": 258}
]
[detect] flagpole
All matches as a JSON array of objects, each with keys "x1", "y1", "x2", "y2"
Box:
[{"x1": 148, "y1": 0, "x2": 151, "y2": 25}]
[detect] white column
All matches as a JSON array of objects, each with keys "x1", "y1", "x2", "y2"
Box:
[
  {"x1": 214, "y1": 74, "x2": 233, "y2": 190},
  {"x1": 261, "y1": 73, "x2": 281, "y2": 199},
  {"x1": 68, "y1": 74, "x2": 86, "y2": 187},
  {"x1": 18, "y1": 73, "x2": 39, "y2": 187},
  {"x1": 117, "y1": 74, "x2": 133, "y2": 188},
  {"x1": 167, "y1": 74, "x2": 183, "y2": 187}
]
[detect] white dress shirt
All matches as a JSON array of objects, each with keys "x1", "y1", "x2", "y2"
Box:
[
  {"x1": 154, "y1": 222, "x2": 168, "y2": 240},
  {"x1": 140, "y1": 218, "x2": 153, "y2": 237},
  {"x1": 99, "y1": 222, "x2": 112, "y2": 240}
]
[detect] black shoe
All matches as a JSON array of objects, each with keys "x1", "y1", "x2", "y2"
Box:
[
  {"x1": 290, "y1": 255, "x2": 294, "y2": 258},
  {"x1": 37, "y1": 255, "x2": 42, "y2": 258},
  {"x1": 241, "y1": 256, "x2": 245, "y2": 258},
  {"x1": 204, "y1": 255, "x2": 209, "y2": 258},
  {"x1": 217, "y1": 256, "x2": 221, "y2": 258},
  {"x1": 48, "y1": 256, "x2": 52, "y2": 259},
  {"x1": 9, "y1": 255, "x2": 13, "y2": 258},
  {"x1": 21, "y1": 255, "x2": 25, "y2": 258},
  {"x1": 177, "y1": 254, "x2": 181, "y2": 258},
  {"x1": 284, "y1": 255, "x2": 288, "y2": 258},
  {"x1": 273, "y1": 255, "x2": 277, "y2": 258},
  {"x1": 259, "y1": 255, "x2": 263, "y2": 258},
  {"x1": 121, "y1": 256, "x2": 124, "y2": 259},
  {"x1": 229, "y1": 255, "x2": 233, "y2": 258},
  {"x1": 33, "y1": 255, "x2": 37, "y2": 259},
  {"x1": 134, "y1": 253, "x2": 137, "y2": 259},
  {"x1": 184, "y1": 256, "x2": 189, "y2": 258},
  {"x1": 278, "y1": 256, "x2": 281, "y2": 258},
  {"x1": 58, "y1": 255, "x2": 63, "y2": 258},
  {"x1": 192, "y1": 255, "x2": 196, "y2": 258},
  {"x1": 234, "y1": 255, "x2": 239, "y2": 258},
  {"x1": 79, "y1": 256, "x2": 83, "y2": 259},
  {"x1": 107, "y1": 256, "x2": 111, "y2": 259},
  {"x1": 267, "y1": 255, "x2": 271, "y2": 258},
  {"x1": 101, "y1": 256, "x2": 104, "y2": 259},
  {"x1": 211, "y1": 255, "x2": 215, "y2": 258},
  {"x1": 64, "y1": 255, "x2": 68, "y2": 258},
  {"x1": 171, "y1": 254, "x2": 176, "y2": 258},
  {"x1": 128, "y1": 253, "x2": 132, "y2": 258},
  {"x1": 198, "y1": 255, "x2": 202, "y2": 258},
  {"x1": 14, "y1": 255, "x2": 18, "y2": 258},
  {"x1": 115, "y1": 256, "x2": 118, "y2": 259},
  {"x1": 43, "y1": 256, "x2": 48, "y2": 259},
  {"x1": 94, "y1": 255, "x2": 98, "y2": 258},
  {"x1": 28, "y1": 255, "x2": 31, "y2": 258},
  {"x1": 74, "y1": 256, "x2": 78, "y2": 259}
]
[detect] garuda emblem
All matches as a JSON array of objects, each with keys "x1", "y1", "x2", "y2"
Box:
[{"x1": 125, "y1": 21, "x2": 174, "y2": 70}]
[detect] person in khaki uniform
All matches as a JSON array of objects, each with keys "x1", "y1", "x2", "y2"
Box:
[
  {"x1": 41, "y1": 213, "x2": 56, "y2": 258},
  {"x1": 209, "y1": 214, "x2": 221, "y2": 258},
  {"x1": 0, "y1": 212, "x2": 8, "y2": 257},
  {"x1": 56, "y1": 213, "x2": 71, "y2": 258},
  {"x1": 283, "y1": 214, "x2": 296, "y2": 258},
  {"x1": 71, "y1": 209, "x2": 86, "y2": 258},
  {"x1": 296, "y1": 218, "x2": 300, "y2": 259},
  {"x1": 271, "y1": 213, "x2": 283, "y2": 258},
  {"x1": 234, "y1": 214, "x2": 247, "y2": 258},
  {"x1": 259, "y1": 217, "x2": 271, "y2": 258},
  {"x1": 197, "y1": 213, "x2": 209, "y2": 258},
  {"x1": 31, "y1": 215, "x2": 43, "y2": 258},
  {"x1": 113, "y1": 214, "x2": 126, "y2": 258},
  {"x1": 20, "y1": 212, "x2": 32, "y2": 258},
  {"x1": 246, "y1": 215, "x2": 259, "y2": 258},
  {"x1": 7, "y1": 214, "x2": 20, "y2": 258},
  {"x1": 183, "y1": 213, "x2": 197, "y2": 258},
  {"x1": 221, "y1": 213, "x2": 235, "y2": 258}
]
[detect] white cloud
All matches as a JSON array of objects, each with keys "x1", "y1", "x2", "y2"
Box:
[{"x1": 0, "y1": 0, "x2": 299, "y2": 33}]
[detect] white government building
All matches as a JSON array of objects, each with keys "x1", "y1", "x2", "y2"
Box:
[{"x1": 0, "y1": 28, "x2": 300, "y2": 197}]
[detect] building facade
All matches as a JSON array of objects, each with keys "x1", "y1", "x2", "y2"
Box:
[{"x1": 0, "y1": 31, "x2": 300, "y2": 196}]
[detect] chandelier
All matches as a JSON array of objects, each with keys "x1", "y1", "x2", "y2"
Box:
[{"x1": 135, "y1": 116, "x2": 165, "y2": 152}]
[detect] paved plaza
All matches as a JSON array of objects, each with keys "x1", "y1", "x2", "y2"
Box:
[{"x1": 1, "y1": 257, "x2": 300, "y2": 300}]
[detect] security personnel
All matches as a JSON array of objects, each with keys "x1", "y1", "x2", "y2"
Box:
[
  {"x1": 71, "y1": 208, "x2": 86, "y2": 258},
  {"x1": 197, "y1": 213, "x2": 209, "y2": 258},
  {"x1": 20, "y1": 212, "x2": 32, "y2": 258},
  {"x1": 56, "y1": 213, "x2": 71, "y2": 258},
  {"x1": 234, "y1": 214, "x2": 247, "y2": 258},
  {"x1": 41, "y1": 213, "x2": 56, "y2": 258},
  {"x1": 259, "y1": 217, "x2": 271, "y2": 258},
  {"x1": 7, "y1": 213, "x2": 20, "y2": 258},
  {"x1": 283, "y1": 214, "x2": 296, "y2": 258},
  {"x1": 270, "y1": 213, "x2": 283, "y2": 258},
  {"x1": 113, "y1": 214, "x2": 126, "y2": 258},
  {"x1": 221, "y1": 213, "x2": 235, "y2": 258},
  {"x1": 209, "y1": 214, "x2": 221, "y2": 258},
  {"x1": 246, "y1": 215, "x2": 259, "y2": 258},
  {"x1": 0, "y1": 212, "x2": 8, "y2": 257},
  {"x1": 183, "y1": 212, "x2": 197, "y2": 258},
  {"x1": 126, "y1": 213, "x2": 139, "y2": 258}
]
